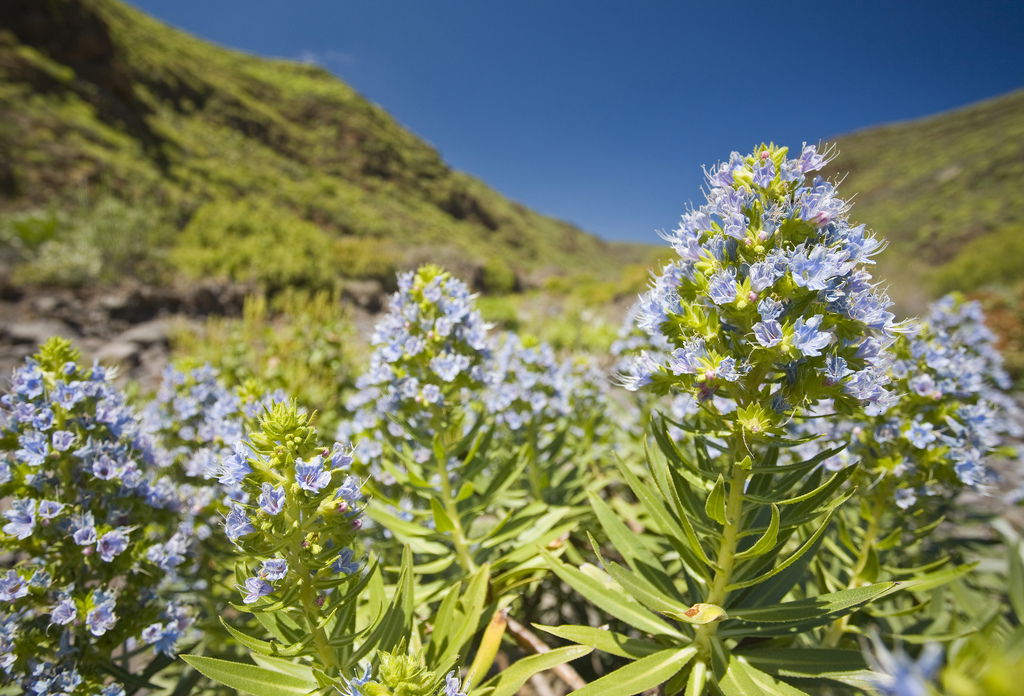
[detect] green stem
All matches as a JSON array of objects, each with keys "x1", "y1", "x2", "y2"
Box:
[
  {"x1": 437, "y1": 447, "x2": 476, "y2": 574},
  {"x1": 823, "y1": 500, "x2": 883, "y2": 647},
  {"x1": 693, "y1": 433, "x2": 750, "y2": 661}
]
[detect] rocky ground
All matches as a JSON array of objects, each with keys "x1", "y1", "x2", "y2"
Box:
[{"x1": 0, "y1": 279, "x2": 388, "y2": 391}]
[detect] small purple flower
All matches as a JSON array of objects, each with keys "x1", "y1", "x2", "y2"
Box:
[
  {"x1": 37, "y1": 499, "x2": 65, "y2": 521},
  {"x1": 332, "y1": 548, "x2": 360, "y2": 575},
  {"x1": 295, "y1": 456, "x2": 332, "y2": 494},
  {"x1": 894, "y1": 488, "x2": 917, "y2": 510},
  {"x1": 224, "y1": 505, "x2": 255, "y2": 541},
  {"x1": 86, "y1": 597, "x2": 117, "y2": 636},
  {"x1": 2, "y1": 498, "x2": 36, "y2": 540},
  {"x1": 443, "y1": 671, "x2": 468, "y2": 696},
  {"x1": 336, "y1": 475, "x2": 362, "y2": 507},
  {"x1": 15, "y1": 430, "x2": 48, "y2": 467},
  {"x1": 241, "y1": 576, "x2": 273, "y2": 604},
  {"x1": 97, "y1": 528, "x2": 130, "y2": 562},
  {"x1": 329, "y1": 443, "x2": 354, "y2": 470},
  {"x1": 793, "y1": 315, "x2": 833, "y2": 357},
  {"x1": 259, "y1": 558, "x2": 288, "y2": 581},
  {"x1": 257, "y1": 482, "x2": 285, "y2": 516},
  {"x1": 52, "y1": 430, "x2": 76, "y2": 452},
  {"x1": 51, "y1": 596, "x2": 77, "y2": 625},
  {"x1": 758, "y1": 297, "x2": 783, "y2": 321},
  {"x1": 218, "y1": 442, "x2": 251, "y2": 486},
  {"x1": 753, "y1": 320, "x2": 783, "y2": 348},
  {"x1": 906, "y1": 421, "x2": 937, "y2": 449},
  {"x1": 707, "y1": 271, "x2": 737, "y2": 306},
  {"x1": 0, "y1": 570, "x2": 28, "y2": 602},
  {"x1": 421, "y1": 383, "x2": 442, "y2": 404}
]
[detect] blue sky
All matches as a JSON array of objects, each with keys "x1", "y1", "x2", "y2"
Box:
[{"x1": 131, "y1": 0, "x2": 1024, "y2": 244}]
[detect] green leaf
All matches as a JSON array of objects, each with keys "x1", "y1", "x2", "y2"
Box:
[
  {"x1": 430, "y1": 497, "x2": 455, "y2": 533},
  {"x1": 569, "y1": 647, "x2": 697, "y2": 696},
  {"x1": 735, "y1": 648, "x2": 872, "y2": 687},
  {"x1": 219, "y1": 617, "x2": 308, "y2": 657},
  {"x1": 735, "y1": 504, "x2": 779, "y2": 560},
  {"x1": 684, "y1": 660, "x2": 708, "y2": 696},
  {"x1": 719, "y1": 656, "x2": 810, "y2": 696},
  {"x1": 617, "y1": 458, "x2": 714, "y2": 572},
  {"x1": 249, "y1": 655, "x2": 318, "y2": 686},
  {"x1": 705, "y1": 474, "x2": 726, "y2": 525},
  {"x1": 728, "y1": 582, "x2": 898, "y2": 623},
  {"x1": 533, "y1": 624, "x2": 663, "y2": 660},
  {"x1": 541, "y1": 550, "x2": 685, "y2": 639},
  {"x1": 589, "y1": 492, "x2": 662, "y2": 572},
  {"x1": 1010, "y1": 542, "x2": 1024, "y2": 622},
  {"x1": 179, "y1": 656, "x2": 315, "y2": 696},
  {"x1": 727, "y1": 508, "x2": 836, "y2": 591},
  {"x1": 487, "y1": 645, "x2": 592, "y2": 696}
]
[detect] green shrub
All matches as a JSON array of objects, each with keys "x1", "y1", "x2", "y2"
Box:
[
  {"x1": 1, "y1": 197, "x2": 174, "y2": 286},
  {"x1": 173, "y1": 288, "x2": 360, "y2": 428},
  {"x1": 171, "y1": 198, "x2": 337, "y2": 290}
]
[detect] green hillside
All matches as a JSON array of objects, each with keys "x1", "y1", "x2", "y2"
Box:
[
  {"x1": 0, "y1": 0, "x2": 648, "y2": 291},
  {"x1": 821, "y1": 89, "x2": 1024, "y2": 308}
]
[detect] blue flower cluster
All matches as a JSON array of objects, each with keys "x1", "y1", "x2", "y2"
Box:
[
  {"x1": 141, "y1": 364, "x2": 286, "y2": 533},
  {"x1": 621, "y1": 144, "x2": 905, "y2": 430},
  {"x1": 792, "y1": 294, "x2": 1017, "y2": 508},
  {"x1": 340, "y1": 266, "x2": 491, "y2": 466},
  {"x1": 219, "y1": 401, "x2": 364, "y2": 609},
  {"x1": 0, "y1": 339, "x2": 194, "y2": 696}
]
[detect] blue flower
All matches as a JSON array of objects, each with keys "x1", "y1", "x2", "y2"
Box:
[
  {"x1": 294, "y1": 456, "x2": 332, "y2": 494},
  {"x1": 906, "y1": 421, "x2": 937, "y2": 449},
  {"x1": 86, "y1": 595, "x2": 117, "y2": 636},
  {"x1": 15, "y1": 430, "x2": 47, "y2": 467},
  {"x1": 50, "y1": 596, "x2": 76, "y2": 626},
  {"x1": 97, "y1": 529, "x2": 130, "y2": 562},
  {"x1": 894, "y1": 488, "x2": 917, "y2": 510},
  {"x1": 793, "y1": 315, "x2": 832, "y2": 357},
  {"x1": 2, "y1": 499, "x2": 36, "y2": 540},
  {"x1": 753, "y1": 320, "x2": 783, "y2": 348},
  {"x1": 707, "y1": 271, "x2": 737, "y2": 305},
  {"x1": 51, "y1": 430, "x2": 76, "y2": 452},
  {"x1": 259, "y1": 558, "x2": 288, "y2": 581},
  {"x1": 332, "y1": 548, "x2": 360, "y2": 575},
  {"x1": 36, "y1": 500, "x2": 64, "y2": 521},
  {"x1": 863, "y1": 634, "x2": 942, "y2": 696},
  {"x1": 241, "y1": 576, "x2": 273, "y2": 604},
  {"x1": 0, "y1": 571, "x2": 28, "y2": 602},
  {"x1": 224, "y1": 505, "x2": 255, "y2": 541},
  {"x1": 218, "y1": 442, "x2": 251, "y2": 486},
  {"x1": 257, "y1": 482, "x2": 285, "y2": 516},
  {"x1": 443, "y1": 670, "x2": 468, "y2": 696},
  {"x1": 757, "y1": 297, "x2": 784, "y2": 321}
]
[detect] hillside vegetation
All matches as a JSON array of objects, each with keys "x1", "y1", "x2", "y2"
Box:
[
  {"x1": 0, "y1": 0, "x2": 649, "y2": 291},
  {"x1": 822, "y1": 89, "x2": 1024, "y2": 305}
]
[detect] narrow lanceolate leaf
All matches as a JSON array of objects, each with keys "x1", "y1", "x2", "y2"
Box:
[
  {"x1": 569, "y1": 647, "x2": 697, "y2": 696},
  {"x1": 486, "y1": 645, "x2": 593, "y2": 696},
  {"x1": 179, "y1": 656, "x2": 315, "y2": 696},
  {"x1": 705, "y1": 474, "x2": 727, "y2": 525},
  {"x1": 542, "y1": 550, "x2": 686, "y2": 639},
  {"x1": 735, "y1": 648, "x2": 872, "y2": 687},
  {"x1": 735, "y1": 503, "x2": 779, "y2": 560},
  {"x1": 718, "y1": 656, "x2": 810, "y2": 696},
  {"x1": 249, "y1": 655, "x2": 318, "y2": 686},
  {"x1": 728, "y1": 582, "x2": 898, "y2": 623},
  {"x1": 1010, "y1": 542, "x2": 1024, "y2": 622},
  {"x1": 533, "y1": 624, "x2": 663, "y2": 660},
  {"x1": 726, "y1": 508, "x2": 836, "y2": 591}
]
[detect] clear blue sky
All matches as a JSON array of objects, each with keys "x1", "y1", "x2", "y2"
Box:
[{"x1": 130, "y1": 0, "x2": 1024, "y2": 244}]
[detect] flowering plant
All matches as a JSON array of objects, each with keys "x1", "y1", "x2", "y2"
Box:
[
  {"x1": 543, "y1": 144, "x2": 969, "y2": 695},
  {"x1": 0, "y1": 338, "x2": 193, "y2": 696}
]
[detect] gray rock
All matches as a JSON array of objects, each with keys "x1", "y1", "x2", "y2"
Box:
[
  {"x1": 94, "y1": 340, "x2": 140, "y2": 366},
  {"x1": 2, "y1": 319, "x2": 77, "y2": 345},
  {"x1": 118, "y1": 318, "x2": 171, "y2": 347}
]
